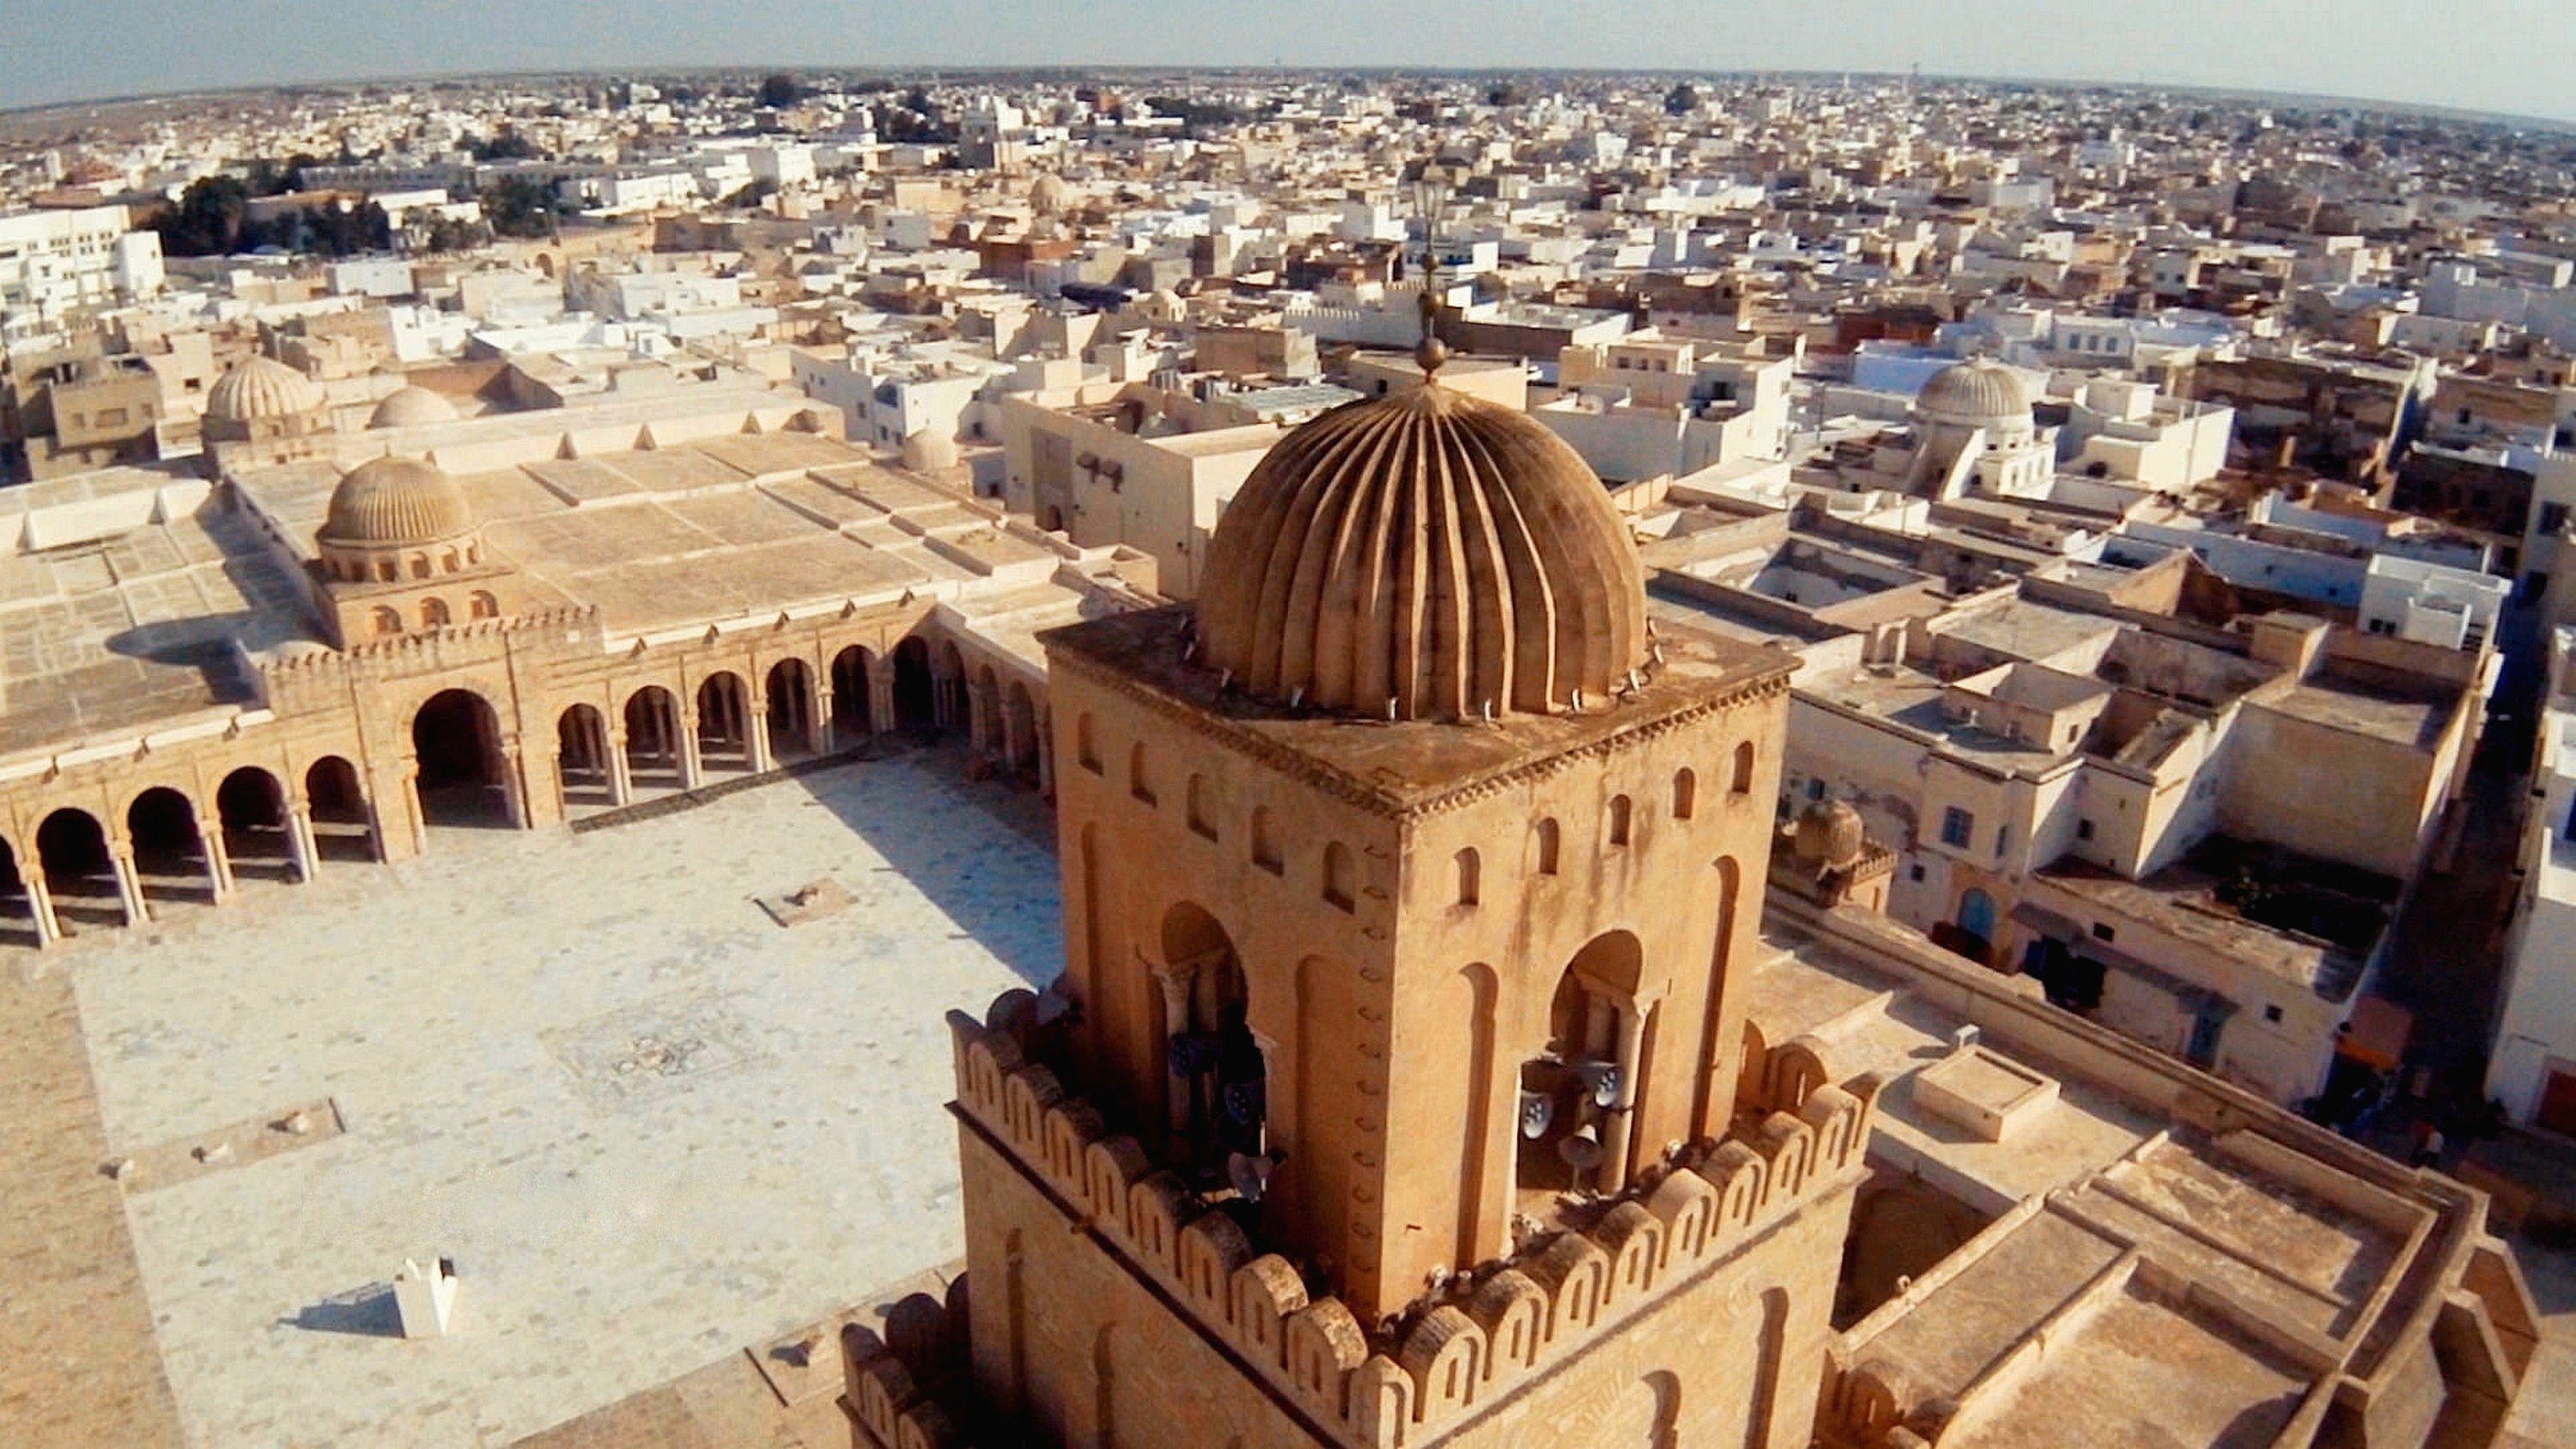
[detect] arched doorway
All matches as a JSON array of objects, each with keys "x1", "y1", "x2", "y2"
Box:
[
  {"x1": 0, "y1": 837, "x2": 34, "y2": 947},
  {"x1": 36, "y1": 809, "x2": 118, "y2": 930},
  {"x1": 829, "y1": 646, "x2": 873, "y2": 743},
  {"x1": 1517, "y1": 931, "x2": 1647, "y2": 1200},
  {"x1": 622, "y1": 686, "x2": 684, "y2": 793},
  {"x1": 128, "y1": 786, "x2": 215, "y2": 909},
  {"x1": 216, "y1": 767, "x2": 293, "y2": 882},
  {"x1": 1158, "y1": 902, "x2": 1265, "y2": 1169},
  {"x1": 767, "y1": 658, "x2": 815, "y2": 759},
  {"x1": 306, "y1": 755, "x2": 375, "y2": 861},
  {"x1": 696, "y1": 672, "x2": 753, "y2": 773},
  {"x1": 1956, "y1": 888, "x2": 1997, "y2": 957},
  {"x1": 412, "y1": 688, "x2": 513, "y2": 828},
  {"x1": 557, "y1": 704, "x2": 613, "y2": 808}
]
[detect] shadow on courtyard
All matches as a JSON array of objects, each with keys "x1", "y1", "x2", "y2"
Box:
[
  {"x1": 282, "y1": 1282, "x2": 402, "y2": 1337},
  {"x1": 790, "y1": 737, "x2": 1061, "y2": 989}
]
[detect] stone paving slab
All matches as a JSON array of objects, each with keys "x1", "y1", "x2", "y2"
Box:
[{"x1": 67, "y1": 753, "x2": 1060, "y2": 1448}]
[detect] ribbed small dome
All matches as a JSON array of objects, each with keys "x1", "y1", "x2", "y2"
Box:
[
  {"x1": 368, "y1": 385, "x2": 460, "y2": 428},
  {"x1": 1792, "y1": 799, "x2": 1866, "y2": 870},
  {"x1": 321, "y1": 457, "x2": 475, "y2": 547},
  {"x1": 1914, "y1": 358, "x2": 2033, "y2": 428},
  {"x1": 1196, "y1": 379, "x2": 1647, "y2": 722},
  {"x1": 1029, "y1": 171, "x2": 1072, "y2": 215},
  {"x1": 207, "y1": 355, "x2": 324, "y2": 422}
]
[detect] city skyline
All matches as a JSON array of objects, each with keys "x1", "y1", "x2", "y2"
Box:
[{"x1": 7, "y1": 0, "x2": 2576, "y2": 124}]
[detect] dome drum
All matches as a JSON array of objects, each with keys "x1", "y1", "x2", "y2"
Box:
[{"x1": 319, "y1": 456, "x2": 479, "y2": 554}]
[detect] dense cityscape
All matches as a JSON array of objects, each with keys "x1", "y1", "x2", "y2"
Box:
[{"x1": 0, "y1": 59, "x2": 2569, "y2": 1448}]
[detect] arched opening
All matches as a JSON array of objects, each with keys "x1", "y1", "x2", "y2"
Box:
[
  {"x1": 1077, "y1": 713, "x2": 1102, "y2": 773},
  {"x1": 305, "y1": 755, "x2": 375, "y2": 861},
  {"x1": 1455, "y1": 847, "x2": 1480, "y2": 906},
  {"x1": 1673, "y1": 768, "x2": 1697, "y2": 820},
  {"x1": 469, "y1": 590, "x2": 498, "y2": 619},
  {"x1": 371, "y1": 606, "x2": 402, "y2": 635},
  {"x1": 1608, "y1": 795, "x2": 1633, "y2": 847},
  {"x1": 696, "y1": 672, "x2": 753, "y2": 774},
  {"x1": 1158, "y1": 902, "x2": 1264, "y2": 1170},
  {"x1": 0, "y1": 837, "x2": 32, "y2": 947},
  {"x1": 216, "y1": 767, "x2": 293, "y2": 882},
  {"x1": 1517, "y1": 931, "x2": 1647, "y2": 1203},
  {"x1": 1730, "y1": 740, "x2": 1757, "y2": 794},
  {"x1": 1005, "y1": 681, "x2": 1040, "y2": 784},
  {"x1": 420, "y1": 597, "x2": 451, "y2": 629},
  {"x1": 766, "y1": 658, "x2": 816, "y2": 760},
  {"x1": 1695, "y1": 857, "x2": 1744, "y2": 1137},
  {"x1": 1534, "y1": 817, "x2": 1561, "y2": 875},
  {"x1": 1955, "y1": 887, "x2": 1997, "y2": 962},
  {"x1": 894, "y1": 636, "x2": 937, "y2": 731},
  {"x1": 1129, "y1": 743, "x2": 1156, "y2": 805},
  {"x1": 410, "y1": 555, "x2": 430, "y2": 580},
  {"x1": 830, "y1": 646, "x2": 874, "y2": 742},
  {"x1": 412, "y1": 688, "x2": 513, "y2": 828},
  {"x1": 127, "y1": 785, "x2": 215, "y2": 909},
  {"x1": 557, "y1": 703, "x2": 613, "y2": 808},
  {"x1": 35, "y1": 809, "x2": 117, "y2": 930},
  {"x1": 1040, "y1": 504, "x2": 1065, "y2": 531},
  {"x1": 621, "y1": 686, "x2": 684, "y2": 794}
]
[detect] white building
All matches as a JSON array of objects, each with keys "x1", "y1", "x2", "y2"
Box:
[
  {"x1": 0, "y1": 205, "x2": 163, "y2": 341},
  {"x1": 2356, "y1": 555, "x2": 2509, "y2": 652},
  {"x1": 2492, "y1": 626, "x2": 2576, "y2": 1134}
]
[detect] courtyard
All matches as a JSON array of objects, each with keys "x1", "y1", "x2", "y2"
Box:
[{"x1": 59, "y1": 751, "x2": 1058, "y2": 1447}]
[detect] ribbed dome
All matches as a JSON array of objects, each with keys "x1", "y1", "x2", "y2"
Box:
[
  {"x1": 1914, "y1": 358, "x2": 2033, "y2": 428},
  {"x1": 321, "y1": 457, "x2": 475, "y2": 547},
  {"x1": 368, "y1": 385, "x2": 460, "y2": 429},
  {"x1": 207, "y1": 355, "x2": 324, "y2": 423},
  {"x1": 1792, "y1": 799, "x2": 1866, "y2": 870},
  {"x1": 1196, "y1": 380, "x2": 1647, "y2": 721},
  {"x1": 1029, "y1": 171, "x2": 1072, "y2": 215}
]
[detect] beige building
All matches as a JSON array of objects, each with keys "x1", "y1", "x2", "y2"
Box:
[{"x1": 0, "y1": 368, "x2": 1153, "y2": 949}]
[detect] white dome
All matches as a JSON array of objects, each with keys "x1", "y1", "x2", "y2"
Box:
[
  {"x1": 1914, "y1": 358, "x2": 2034, "y2": 429},
  {"x1": 207, "y1": 356, "x2": 324, "y2": 423},
  {"x1": 368, "y1": 385, "x2": 461, "y2": 429}
]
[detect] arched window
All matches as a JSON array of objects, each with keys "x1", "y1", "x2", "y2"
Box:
[
  {"x1": 1673, "y1": 768, "x2": 1698, "y2": 820},
  {"x1": 371, "y1": 606, "x2": 402, "y2": 635},
  {"x1": 1128, "y1": 742, "x2": 1155, "y2": 804},
  {"x1": 1455, "y1": 847, "x2": 1480, "y2": 906},
  {"x1": 468, "y1": 591, "x2": 498, "y2": 619},
  {"x1": 1608, "y1": 795, "x2": 1632, "y2": 847},
  {"x1": 441, "y1": 549, "x2": 460, "y2": 573},
  {"x1": 410, "y1": 555, "x2": 430, "y2": 580},
  {"x1": 466, "y1": 543, "x2": 482, "y2": 566},
  {"x1": 420, "y1": 597, "x2": 451, "y2": 628},
  {"x1": 1187, "y1": 774, "x2": 1218, "y2": 841},
  {"x1": 1077, "y1": 713, "x2": 1102, "y2": 773},
  {"x1": 1730, "y1": 740, "x2": 1757, "y2": 795},
  {"x1": 1322, "y1": 841, "x2": 1357, "y2": 912},
  {"x1": 1534, "y1": 818, "x2": 1561, "y2": 876},
  {"x1": 376, "y1": 559, "x2": 398, "y2": 582},
  {"x1": 1250, "y1": 806, "x2": 1282, "y2": 875}
]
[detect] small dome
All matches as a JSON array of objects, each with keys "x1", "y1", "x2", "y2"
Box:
[
  {"x1": 1197, "y1": 379, "x2": 1647, "y2": 721},
  {"x1": 1913, "y1": 358, "x2": 2033, "y2": 428},
  {"x1": 320, "y1": 456, "x2": 475, "y2": 548},
  {"x1": 207, "y1": 355, "x2": 324, "y2": 423},
  {"x1": 1792, "y1": 799, "x2": 1867, "y2": 870},
  {"x1": 368, "y1": 385, "x2": 460, "y2": 429},
  {"x1": 1029, "y1": 171, "x2": 1072, "y2": 215}
]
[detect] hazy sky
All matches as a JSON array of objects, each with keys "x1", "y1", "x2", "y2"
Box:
[{"x1": 7, "y1": 0, "x2": 2574, "y2": 124}]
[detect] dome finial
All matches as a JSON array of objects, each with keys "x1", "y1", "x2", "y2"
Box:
[{"x1": 1415, "y1": 259, "x2": 1445, "y2": 383}]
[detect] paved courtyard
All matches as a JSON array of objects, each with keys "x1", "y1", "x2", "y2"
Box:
[{"x1": 65, "y1": 753, "x2": 1058, "y2": 1448}]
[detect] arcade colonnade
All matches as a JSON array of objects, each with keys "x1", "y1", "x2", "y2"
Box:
[{"x1": 0, "y1": 619, "x2": 1050, "y2": 950}]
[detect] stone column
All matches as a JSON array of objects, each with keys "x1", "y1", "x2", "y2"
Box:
[
  {"x1": 1154, "y1": 964, "x2": 1198, "y2": 1137},
  {"x1": 1599, "y1": 1003, "x2": 1649, "y2": 1195},
  {"x1": 871, "y1": 673, "x2": 897, "y2": 737},
  {"x1": 286, "y1": 803, "x2": 319, "y2": 884},
  {"x1": 747, "y1": 694, "x2": 775, "y2": 773},
  {"x1": 967, "y1": 682, "x2": 993, "y2": 761},
  {"x1": 814, "y1": 680, "x2": 838, "y2": 755},
  {"x1": 110, "y1": 846, "x2": 149, "y2": 927},
  {"x1": 677, "y1": 714, "x2": 705, "y2": 791},
  {"x1": 197, "y1": 821, "x2": 235, "y2": 901},
  {"x1": 605, "y1": 730, "x2": 635, "y2": 806},
  {"x1": 404, "y1": 760, "x2": 428, "y2": 857},
  {"x1": 501, "y1": 743, "x2": 531, "y2": 828},
  {"x1": 25, "y1": 872, "x2": 60, "y2": 948}
]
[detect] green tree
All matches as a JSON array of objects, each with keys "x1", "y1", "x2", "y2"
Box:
[
  {"x1": 759, "y1": 73, "x2": 802, "y2": 110},
  {"x1": 155, "y1": 174, "x2": 252, "y2": 256},
  {"x1": 1665, "y1": 82, "x2": 1699, "y2": 116},
  {"x1": 481, "y1": 175, "x2": 563, "y2": 239}
]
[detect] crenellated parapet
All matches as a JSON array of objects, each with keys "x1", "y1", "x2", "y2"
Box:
[{"x1": 948, "y1": 991, "x2": 1881, "y2": 1447}]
